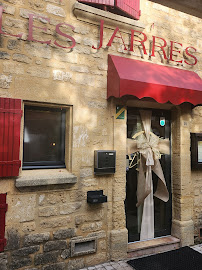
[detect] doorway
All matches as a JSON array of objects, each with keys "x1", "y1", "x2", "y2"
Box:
[{"x1": 125, "y1": 108, "x2": 172, "y2": 243}]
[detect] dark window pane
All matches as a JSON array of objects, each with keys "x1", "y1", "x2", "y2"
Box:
[{"x1": 23, "y1": 106, "x2": 65, "y2": 168}]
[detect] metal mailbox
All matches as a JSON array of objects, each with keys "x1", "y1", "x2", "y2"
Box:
[
  {"x1": 94, "y1": 150, "x2": 116, "y2": 175},
  {"x1": 87, "y1": 190, "x2": 107, "y2": 204}
]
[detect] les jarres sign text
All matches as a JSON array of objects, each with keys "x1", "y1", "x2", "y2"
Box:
[{"x1": 0, "y1": 7, "x2": 198, "y2": 65}]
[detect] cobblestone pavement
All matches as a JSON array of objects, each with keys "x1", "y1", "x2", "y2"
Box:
[{"x1": 79, "y1": 244, "x2": 202, "y2": 270}]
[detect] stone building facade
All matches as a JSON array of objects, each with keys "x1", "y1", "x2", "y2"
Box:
[{"x1": 0, "y1": 0, "x2": 202, "y2": 269}]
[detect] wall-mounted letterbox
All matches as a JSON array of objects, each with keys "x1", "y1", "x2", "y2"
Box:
[
  {"x1": 87, "y1": 190, "x2": 107, "y2": 204},
  {"x1": 94, "y1": 150, "x2": 116, "y2": 175}
]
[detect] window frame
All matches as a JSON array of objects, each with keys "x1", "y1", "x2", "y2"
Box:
[
  {"x1": 22, "y1": 103, "x2": 69, "y2": 170},
  {"x1": 191, "y1": 133, "x2": 202, "y2": 170},
  {"x1": 78, "y1": 0, "x2": 141, "y2": 20}
]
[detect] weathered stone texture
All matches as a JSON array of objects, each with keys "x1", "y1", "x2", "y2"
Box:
[
  {"x1": 42, "y1": 263, "x2": 66, "y2": 270},
  {"x1": 53, "y1": 228, "x2": 76, "y2": 240},
  {"x1": 40, "y1": 217, "x2": 71, "y2": 229},
  {"x1": 60, "y1": 248, "x2": 70, "y2": 259},
  {"x1": 10, "y1": 256, "x2": 32, "y2": 270},
  {"x1": 0, "y1": 51, "x2": 10, "y2": 59},
  {"x1": 6, "y1": 195, "x2": 36, "y2": 223},
  {"x1": 67, "y1": 258, "x2": 85, "y2": 270},
  {"x1": 0, "y1": 74, "x2": 12, "y2": 89},
  {"x1": 24, "y1": 233, "x2": 50, "y2": 246},
  {"x1": 59, "y1": 202, "x2": 82, "y2": 215},
  {"x1": 34, "y1": 251, "x2": 60, "y2": 266},
  {"x1": 0, "y1": 253, "x2": 8, "y2": 270},
  {"x1": 5, "y1": 229, "x2": 20, "y2": 250},
  {"x1": 13, "y1": 53, "x2": 32, "y2": 63},
  {"x1": 46, "y1": 4, "x2": 65, "y2": 17},
  {"x1": 38, "y1": 206, "x2": 58, "y2": 217},
  {"x1": 11, "y1": 245, "x2": 40, "y2": 257},
  {"x1": 43, "y1": 240, "x2": 68, "y2": 252}
]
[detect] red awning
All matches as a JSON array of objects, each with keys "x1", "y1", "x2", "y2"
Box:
[{"x1": 107, "y1": 55, "x2": 202, "y2": 105}]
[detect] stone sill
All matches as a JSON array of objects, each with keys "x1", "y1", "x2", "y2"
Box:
[
  {"x1": 73, "y1": 2, "x2": 145, "y2": 33},
  {"x1": 16, "y1": 169, "x2": 77, "y2": 189}
]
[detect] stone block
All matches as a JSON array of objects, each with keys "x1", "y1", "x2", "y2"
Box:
[
  {"x1": 81, "y1": 222, "x2": 103, "y2": 233},
  {"x1": 53, "y1": 49, "x2": 78, "y2": 63},
  {"x1": 43, "y1": 240, "x2": 68, "y2": 252},
  {"x1": 3, "y1": 62, "x2": 24, "y2": 74},
  {"x1": 39, "y1": 206, "x2": 58, "y2": 217},
  {"x1": 53, "y1": 228, "x2": 76, "y2": 240},
  {"x1": 0, "y1": 253, "x2": 8, "y2": 270},
  {"x1": 46, "y1": 4, "x2": 65, "y2": 17},
  {"x1": 172, "y1": 219, "x2": 194, "y2": 246},
  {"x1": 24, "y1": 43, "x2": 51, "y2": 59},
  {"x1": 0, "y1": 74, "x2": 12, "y2": 89},
  {"x1": 53, "y1": 71, "x2": 72, "y2": 82},
  {"x1": 1, "y1": 3, "x2": 15, "y2": 15},
  {"x1": 75, "y1": 74, "x2": 95, "y2": 87},
  {"x1": 10, "y1": 256, "x2": 32, "y2": 270},
  {"x1": 34, "y1": 251, "x2": 60, "y2": 266},
  {"x1": 7, "y1": 39, "x2": 21, "y2": 51},
  {"x1": 87, "y1": 230, "x2": 106, "y2": 239},
  {"x1": 19, "y1": 8, "x2": 46, "y2": 20},
  {"x1": 0, "y1": 51, "x2": 10, "y2": 60},
  {"x1": 70, "y1": 65, "x2": 89, "y2": 73},
  {"x1": 85, "y1": 252, "x2": 107, "y2": 266},
  {"x1": 28, "y1": 0, "x2": 45, "y2": 11},
  {"x1": 27, "y1": 66, "x2": 50, "y2": 78},
  {"x1": 39, "y1": 192, "x2": 69, "y2": 206},
  {"x1": 13, "y1": 53, "x2": 32, "y2": 64},
  {"x1": 61, "y1": 249, "x2": 70, "y2": 259},
  {"x1": 40, "y1": 217, "x2": 71, "y2": 229},
  {"x1": 4, "y1": 17, "x2": 26, "y2": 29},
  {"x1": 70, "y1": 237, "x2": 97, "y2": 257},
  {"x1": 42, "y1": 263, "x2": 66, "y2": 270},
  {"x1": 59, "y1": 202, "x2": 82, "y2": 215},
  {"x1": 22, "y1": 222, "x2": 36, "y2": 233},
  {"x1": 11, "y1": 245, "x2": 40, "y2": 256},
  {"x1": 67, "y1": 258, "x2": 85, "y2": 270},
  {"x1": 5, "y1": 229, "x2": 20, "y2": 250},
  {"x1": 6, "y1": 194, "x2": 36, "y2": 223},
  {"x1": 24, "y1": 232, "x2": 50, "y2": 246},
  {"x1": 110, "y1": 229, "x2": 128, "y2": 261}
]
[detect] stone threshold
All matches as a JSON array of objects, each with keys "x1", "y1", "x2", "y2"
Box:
[{"x1": 128, "y1": 236, "x2": 180, "y2": 259}]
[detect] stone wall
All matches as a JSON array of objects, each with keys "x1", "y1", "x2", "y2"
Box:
[
  {"x1": 191, "y1": 106, "x2": 202, "y2": 242},
  {"x1": 0, "y1": 0, "x2": 201, "y2": 269}
]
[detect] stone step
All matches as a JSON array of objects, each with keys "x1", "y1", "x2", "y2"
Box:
[{"x1": 127, "y1": 236, "x2": 180, "y2": 259}]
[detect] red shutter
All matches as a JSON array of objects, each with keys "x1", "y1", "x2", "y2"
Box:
[
  {"x1": 78, "y1": 0, "x2": 114, "y2": 6},
  {"x1": 115, "y1": 0, "x2": 141, "y2": 19},
  {"x1": 0, "y1": 194, "x2": 7, "y2": 252},
  {"x1": 0, "y1": 98, "x2": 22, "y2": 178}
]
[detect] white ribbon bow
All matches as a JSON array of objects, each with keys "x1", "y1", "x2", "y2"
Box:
[{"x1": 127, "y1": 110, "x2": 169, "y2": 241}]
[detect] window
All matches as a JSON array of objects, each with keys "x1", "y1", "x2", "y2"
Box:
[
  {"x1": 23, "y1": 105, "x2": 66, "y2": 169},
  {"x1": 78, "y1": 0, "x2": 141, "y2": 20},
  {"x1": 191, "y1": 133, "x2": 202, "y2": 170}
]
